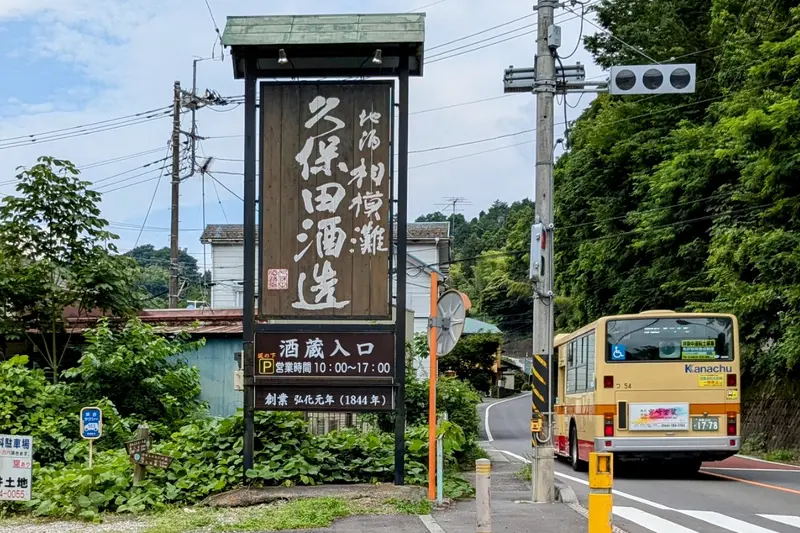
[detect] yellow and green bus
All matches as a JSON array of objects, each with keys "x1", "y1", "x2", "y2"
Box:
[{"x1": 553, "y1": 310, "x2": 741, "y2": 473}]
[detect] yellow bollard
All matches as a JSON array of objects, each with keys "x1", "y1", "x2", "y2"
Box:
[{"x1": 588, "y1": 452, "x2": 613, "y2": 533}]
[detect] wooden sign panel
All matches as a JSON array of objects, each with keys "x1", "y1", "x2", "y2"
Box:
[
  {"x1": 259, "y1": 81, "x2": 392, "y2": 320},
  {"x1": 255, "y1": 331, "x2": 394, "y2": 379}
]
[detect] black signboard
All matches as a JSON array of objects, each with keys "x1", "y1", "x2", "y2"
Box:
[
  {"x1": 124, "y1": 438, "x2": 149, "y2": 455},
  {"x1": 255, "y1": 331, "x2": 394, "y2": 378},
  {"x1": 254, "y1": 385, "x2": 394, "y2": 412}
]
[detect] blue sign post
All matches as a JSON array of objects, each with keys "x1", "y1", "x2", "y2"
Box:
[{"x1": 80, "y1": 407, "x2": 102, "y2": 468}]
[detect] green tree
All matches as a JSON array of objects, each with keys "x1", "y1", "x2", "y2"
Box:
[
  {"x1": 64, "y1": 318, "x2": 206, "y2": 436},
  {"x1": 125, "y1": 244, "x2": 209, "y2": 307},
  {"x1": 439, "y1": 333, "x2": 501, "y2": 394},
  {"x1": 0, "y1": 157, "x2": 142, "y2": 381}
]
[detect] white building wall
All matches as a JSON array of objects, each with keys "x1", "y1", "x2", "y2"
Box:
[{"x1": 210, "y1": 244, "x2": 244, "y2": 309}]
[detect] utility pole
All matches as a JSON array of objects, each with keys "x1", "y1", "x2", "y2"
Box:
[
  {"x1": 169, "y1": 81, "x2": 182, "y2": 309},
  {"x1": 530, "y1": 0, "x2": 558, "y2": 503},
  {"x1": 501, "y1": 0, "x2": 697, "y2": 507}
]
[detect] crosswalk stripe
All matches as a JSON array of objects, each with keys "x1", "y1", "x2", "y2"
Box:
[
  {"x1": 680, "y1": 510, "x2": 779, "y2": 532},
  {"x1": 613, "y1": 506, "x2": 698, "y2": 533},
  {"x1": 759, "y1": 514, "x2": 800, "y2": 528}
]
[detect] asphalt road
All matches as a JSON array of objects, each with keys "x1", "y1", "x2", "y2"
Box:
[{"x1": 481, "y1": 393, "x2": 800, "y2": 533}]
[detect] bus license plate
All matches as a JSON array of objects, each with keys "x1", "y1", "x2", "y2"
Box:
[{"x1": 692, "y1": 417, "x2": 719, "y2": 431}]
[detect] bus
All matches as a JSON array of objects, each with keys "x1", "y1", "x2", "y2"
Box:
[{"x1": 553, "y1": 310, "x2": 740, "y2": 473}]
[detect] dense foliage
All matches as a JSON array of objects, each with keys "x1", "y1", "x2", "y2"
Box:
[
  {"x1": 419, "y1": 1, "x2": 800, "y2": 385},
  {"x1": 125, "y1": 245, "x2": 210, "y2": 308},
  {"x1": 1, "y1": 411, "x2": 471, "y2": 519},
  {"x1": 0, "y1": 319, "x2": 205, "y2": 466},
  {"x1": 63, "y1": 318, "x2": 207, "y2": 439}
]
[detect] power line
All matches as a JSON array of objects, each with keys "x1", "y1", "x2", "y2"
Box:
[
  {"x1": 0, "y1": 106, "x2": 171, "y2": 145},
  {"x1": 426, "y1": 13, "x2": 535, "y2": 51},
  {"x1": 207, "y1": 172, "x2": 243, "y2": 202},
  {"x1": 134, "y1": 143, "x2": 171, "y2": 248},
  {"x1": 0, "y1": 111, "x2": 172, "y2": 151}
]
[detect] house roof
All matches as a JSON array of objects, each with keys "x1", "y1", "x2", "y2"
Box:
[
  {"x1": 64, "y1": 306, "x2": 413, "y2": 335},
  {"x1": 200, "y1": 222, "x2": 450, "y2": 244},
  {"x1": 463, "y1": 318, "x2": 501, "y2": 335}
]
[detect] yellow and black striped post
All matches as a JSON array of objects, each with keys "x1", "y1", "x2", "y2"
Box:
[
  {"x1": 588, "y1": 452, "x2": 613, "y2": 533},
  {"x1": 530, "y1": 353, "x2": 548, "y2": 446}
]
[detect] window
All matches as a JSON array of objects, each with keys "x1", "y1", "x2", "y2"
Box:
[
  {"x1": 234, "y1": 289, "x2": 243, "y2": 308},
  {"x1": 567, "y1": 343, "x2": 576, "y2": 394},
  {"x1": 566, "y1": 330, "x2": 596, "y2": 394},
  {"x1": 606, "y1": 317, "x2": 733, "y2": 363}
]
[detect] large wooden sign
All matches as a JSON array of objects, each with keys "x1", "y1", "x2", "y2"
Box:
[{"x1": 259, "y1": 81, "x2": 393, "y2": 320}]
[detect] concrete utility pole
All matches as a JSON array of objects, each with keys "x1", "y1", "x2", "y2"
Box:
[
  {"x1": 501, "y1": 0, "x2": 697, "y2": 508},
  {"x1": 531, "y1": 0, "x2": 557, "y2": 503},
  {"x1": 169, "y1": 81, "x2": 182, "y2": 309}
]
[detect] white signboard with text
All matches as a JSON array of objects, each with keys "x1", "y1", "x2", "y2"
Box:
[{"x1": 0, "y1": 434, "x2": 32, "y2": 501}]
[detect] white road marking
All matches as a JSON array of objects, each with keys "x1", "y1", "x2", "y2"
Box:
[
  {"x1": 419, "y1": 514, "x2": 446, "y2": 533},
  {"x1": 555, "y1": 471, "x2": 673, "y2": 511},
  {"x1": 483, "y1": 392, "x2": 530, "y2": 442},
  {"x1": 759, "y1": 514, "x2": 800, "y2": 528},
  {"x1": 613, "y1": 506, "x2": 698, "y2": 533},
  {"x1": 680, "y1": 510, "x2": 780, "y2": 532},
  {"x1": 495, "y1": 449, "x2": 674, "y2": 511},
  {"x1": 704, "y1": 467, "x2": 800, "y2": 473}
]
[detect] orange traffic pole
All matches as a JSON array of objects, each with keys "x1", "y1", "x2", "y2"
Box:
[{"x1": 428, "y1": 271, "x2": 439, "y2": 501}]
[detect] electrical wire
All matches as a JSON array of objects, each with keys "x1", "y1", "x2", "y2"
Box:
[
  {"x1": 0, "y1": 106, "x2": 171, "y2": 145},
  {"x1": 425, "y1": 23, "x2": 537, "y2": 61},
  {"x1": 562, "y1": 4, "x2": 661, "y2": 64},
  {"x1": 0, "y1": 112, "x2": 172, "y2": 151},
  {"x1": 559, "y1": 2, "x2": 586, "y2": 59},
  {"x1": 134, "y1": 143, "x2": 171, "y2": 247},
  {"x1": 207, "y1": 172, "x2": 243, "y2": 201},
  {"x1": 210, "y1": 174, "x2": 229, "y2": 222}
]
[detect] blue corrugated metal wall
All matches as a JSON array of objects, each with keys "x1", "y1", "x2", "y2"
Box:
[{"x1": 176, "y1": 336, "x2": 242, "y2": 418}]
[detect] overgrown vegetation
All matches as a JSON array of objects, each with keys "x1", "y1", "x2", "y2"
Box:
[{"x1": 418, "y1": 1, "x2": 800, "y2": 402}]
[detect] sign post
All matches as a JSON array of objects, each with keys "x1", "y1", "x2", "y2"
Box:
[
  {"x1": 126, "y1": 425, "x2": 173, "y2": 486},
  {"x1": 221, "y1": 12, "x2": 425, "y2": 484},
  {"x1": 80, "y1": 406, "x2": 103, "y2": 468},
  {"x1": 0, "y1": 435, "x2": 32, "y2": 501}
]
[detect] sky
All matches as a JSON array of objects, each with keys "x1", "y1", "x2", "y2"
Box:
[{"x1": 0, "y1": 0, "x2": 603, "y2": 264}]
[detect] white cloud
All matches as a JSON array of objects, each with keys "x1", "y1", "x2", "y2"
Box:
[{"x1": 0, "y1": 0, "x2": 604, "y2": 254}]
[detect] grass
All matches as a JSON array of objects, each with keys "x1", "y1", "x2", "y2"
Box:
[
  {"x1": 516, "y1": 462, "x2": 532, "y2": 482},
  {"x1": 740, "y1": 434, "x2": 800, "y2": 465},
  {"x1": 764, "y1": 449, "x2": 799, "y2": 463},
  {"x1": 141, "y1": 495, "x2": 431, "y2": 533}
]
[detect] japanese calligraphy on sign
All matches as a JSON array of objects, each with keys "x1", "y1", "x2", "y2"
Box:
[
  {"x1": 260, "y1": 81, "x2": 392, "y2": 319},
  {"x1": 255, "y1": 331, "x2": 394, "y2": 378},
  {"x1": 255, "y1": 385, "x2": 394, "y2": 412},
  {"x1": 0, "y1": 434, "x2": 32, "y2": 501}
]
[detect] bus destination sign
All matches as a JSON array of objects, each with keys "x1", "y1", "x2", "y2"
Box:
[{"x1": 255, "y1": 331, "x2": 394, "y2": 379}]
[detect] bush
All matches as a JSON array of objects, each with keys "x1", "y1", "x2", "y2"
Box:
[
  {"x1": 0, "y1": 355, "x2": 131, "y2": 465},
  {"x1": 64, "y1": 318, "x2": 206, "y2": 439},
  {"x1": 6, "y1": 411, "x2": 472, "y2": 519}
]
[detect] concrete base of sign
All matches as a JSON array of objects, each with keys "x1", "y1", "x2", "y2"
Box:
[{"x1": 202, "y1": 483, "x2": 426, "y2": 508}]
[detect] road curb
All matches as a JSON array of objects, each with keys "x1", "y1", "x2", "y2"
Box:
[{"x1": 554, "y1": 478, "x2": 577, "y2": 504}]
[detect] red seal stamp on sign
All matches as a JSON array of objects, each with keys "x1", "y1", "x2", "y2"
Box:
[{"x1": 267, "y1": 269, "x2": 289, "y2": 290}]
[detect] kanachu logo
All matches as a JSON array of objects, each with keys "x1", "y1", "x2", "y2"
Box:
[{"x1": 685, "y1": 364, "x2": 733, "y2": 373}]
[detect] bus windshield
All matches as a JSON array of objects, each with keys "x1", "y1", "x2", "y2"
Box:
[{"x1": 606, "y1": 317, "x2": 733, "y2": 363}]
